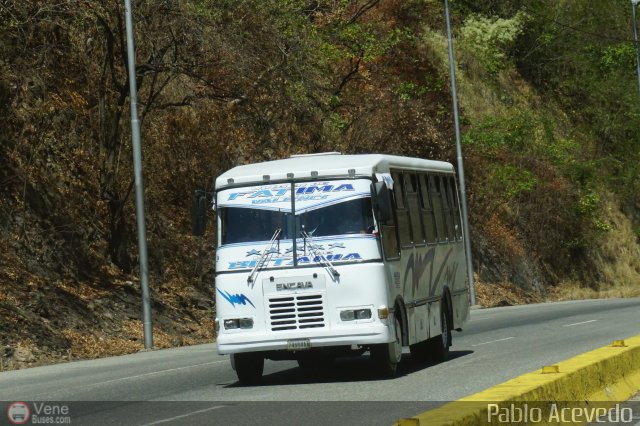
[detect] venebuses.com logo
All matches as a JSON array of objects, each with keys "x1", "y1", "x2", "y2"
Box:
[
  {"x1": 6, "y1": 401, "x2": 71, "y2": 424},
  {"x1": 7, "y1": 401, "x2": 30, "y2": 425}
]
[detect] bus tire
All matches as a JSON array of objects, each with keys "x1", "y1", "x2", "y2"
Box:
[
  {"x1": 427, "y1": 302, "x2": 450, "y2": 363},
  {"x1": 371, "y1": 314, "x2": 402, "y2": 377},
  {"x1": 232, "y1": 352, "x2": 264, "y2": 385}
]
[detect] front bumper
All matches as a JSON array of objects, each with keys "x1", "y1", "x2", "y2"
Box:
[{"x1": 216, "y1": 323, "x2": 392, "y2": 354}]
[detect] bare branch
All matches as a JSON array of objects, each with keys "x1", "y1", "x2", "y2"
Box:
[
  {"x1": 155, "y1": 97, "x2": 195, "y2": 110},
  {"x1": 96, "y1": 14, "x2": 125, "y2": 94},
  {"x1": 346, "y1": 0, "x2": 380, "y2": 25},
  {"x1": 334, "y1": 56, "x2": 362, "y2": 97}
]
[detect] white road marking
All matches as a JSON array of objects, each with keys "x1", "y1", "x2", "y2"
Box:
[
  {"x1": 471, "y1": 337, "x2": 515, "y2": 347},
  {"x1": 27, "y1": 360, "x2": 227, "y2": 399},
  {"x1": 82, "y1": 360, "x2": 227, "y2": 387},
  {"x1": 141, "y1": 405, "x2": 226, "y2": 426},
  {"x1": 563, "y1": 319, "x2": 597, "y2": 327}
]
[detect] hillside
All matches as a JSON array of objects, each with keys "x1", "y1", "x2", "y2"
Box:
[{"x1": 1, "y1": 0, "x2": 639, "y2": 370}]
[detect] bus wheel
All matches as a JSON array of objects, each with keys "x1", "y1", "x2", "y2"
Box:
[
  {"x1": 371, "y1": 314, "x2": 402, "y2": 377},
  {"x1": 427, "y1": 303, "x2": 450, "y2": 363},
  {"x1": 232, "y1": 352, "x2": 264, "y2": 385}
]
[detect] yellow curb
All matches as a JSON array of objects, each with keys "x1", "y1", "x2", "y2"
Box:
[{"x1": 396, "y1": 335, "x2": 640, "y2": 425}]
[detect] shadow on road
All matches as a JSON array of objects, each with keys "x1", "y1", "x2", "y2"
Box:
[{"x1": 224, "y1": 350, "x2": 474, "y2": 388}]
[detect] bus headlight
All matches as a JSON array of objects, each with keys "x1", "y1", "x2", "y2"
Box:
[
  {"x1": 340, "y1": 310, "x2": 355, "y2": 321},
  {"x1": 224, "y1": 319, "x2": 239, "y2": 330},
  {"x1": 238, "y1": 318, "x2": 254, "y2": 329},
  {"x1": 340, "y1": 309, "x2": 372, "y2": 321},
  {"x1": 224, "y1": 318, "x2": 254, "y2": 330},
  {"x1": 355, "y1": 309, "x2": 372, "y2": 320}
]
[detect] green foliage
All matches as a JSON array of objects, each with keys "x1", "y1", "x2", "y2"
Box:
[
  {"x1": 459, "y1": 11, "x2": 528, "y2": 74},
  {"x1": 189, "y1": 0, "x2": 222, "y2": 19},
  {"x1": 599, "y1": 43, "x2": 637, "y2": 72},
  {"x1": 462, "y1": 113, "x2": 536, "y2": 152},
  {"x1": 327, "y1": 112, "x2": 348, "y2": 132},
  {"x1": 515, "y1": 0, "x2": 640, "y2": 203},
  {"x1": 492, "y1": 164, "x2": 537, "y2": 201},
  {"x1": 320, "y1": 41, "x2": 345, "y2": 62},
  {"x1": 394, "y1": 74, "x2": 444, "y2": 100},
  {"x1": 394, "y1": 81, "x2": 426, "y2": 100},
  {"x1": 338, "y1": 24, "x2": 404, "y2": 61},
  {"x1": 576, "y1": 189, "x2": 613, "y2": 233}
]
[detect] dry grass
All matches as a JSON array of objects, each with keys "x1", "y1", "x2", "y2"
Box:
[
  {"x1": 589, "y1": 195, "x2": 640, "y2": 288},
  {"x1": 63, "y1": 329, "x2": 142, "y2": 360},
  {"x1": 482, "y1": 213, "x2": 526, "y2": 261},
  {"x1": 548, "y1": 281, "x2": 640, "y2": 302},
  {"x1": 475, "y1": 273, "x2": 544, "y2": 307},
  {"x1": 62, "y1": 318, "x2": 215, "y2": 361},
  {"x1": 56, "y1": 280, "x2": 111, "y2": 300},
  {"x1": 477, "y1": 279, "x2": 640, "y2": 308}
]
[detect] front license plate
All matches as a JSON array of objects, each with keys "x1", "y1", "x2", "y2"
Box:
[{"x1": 287, "y1": 338, "x2": 310, "y2": 351}]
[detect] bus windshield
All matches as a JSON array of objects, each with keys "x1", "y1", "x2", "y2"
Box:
[
  {"x1": 218, "y1": 179, "x2": 375, "y2": 245},
  {"x1": 220, "y1": 197, "x2": 374, "y2": 245}
]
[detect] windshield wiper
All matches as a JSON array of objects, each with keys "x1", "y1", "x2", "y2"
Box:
[
  {"x1": 301, "y1": 226, "x2": 340, "y2": 280},
  {"x1": 247, "y1": 227, "x2": 281, "y2": 288}
]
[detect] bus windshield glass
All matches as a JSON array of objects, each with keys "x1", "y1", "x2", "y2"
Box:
[
  {"x1": 220, "y1": 208, "x2": 292, "y2": 245},
  {"x1": 217, "y1": 179, "x2": 374, "y2": 245},
  {"x1": 298, "y1": 197, "x2": 374, "y2": 237}
]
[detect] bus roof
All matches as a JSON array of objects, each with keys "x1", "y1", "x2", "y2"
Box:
[{"x1": 215, "y1": 153, "x2": 454, "y2": 189}]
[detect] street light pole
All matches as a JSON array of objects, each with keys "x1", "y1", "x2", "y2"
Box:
[
  {"x1": 632, "y1": 0, "x2": 640, "y2": 95},
  {"x1": 124, "y1": 0, "x2": 153, "y2": 349},
  {"x1": 444, "y1": 0, "x2": 477, "y2": 306}
]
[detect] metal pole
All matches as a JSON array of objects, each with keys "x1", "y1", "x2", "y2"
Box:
[
  {"x1": 444, "y1": 0, "x2": 477, "y2": 305},
  {"x1": 124, "y1": 0, "x2": 153, "y2": 348},
  {"x1": 632, "y1": 0, "x2": 640, "y2": 95}
]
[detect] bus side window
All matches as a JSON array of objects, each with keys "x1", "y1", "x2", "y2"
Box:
[
  {"x1": 393, "y1": 172, "x2": 412, "y2": 248},
  {"x1": 441, "y1": 177, "x2": 455, "y2": 241},
  {"x1": 392, "y1": 171, "x2": 405, "y2": 208},
  {"x1": 449, "y1": 176, "x2": 463, "y2": 240},
  {"x1": 380, "y1": 173, "x2": 401, "y2": 260},
  {"x1": 429, "y1": 175, "x2": 446, "y2": 243},
  {"x1": 419, "y1": 174, "x2": 437, "y2": 244},
  {"x1": 406, "y1": 173, "x2": 424, "y2": 245}
]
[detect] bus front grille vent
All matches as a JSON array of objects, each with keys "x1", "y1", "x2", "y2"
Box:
[{"x1": 268, "y1": 294, "x2": 325, "y2": 331}]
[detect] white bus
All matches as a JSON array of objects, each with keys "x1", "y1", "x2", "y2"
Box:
[{"x1": 194, "y1": 153, "x2": 470, "y2": 384}]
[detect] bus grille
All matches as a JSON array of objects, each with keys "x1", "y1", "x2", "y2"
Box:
[{"x1": 268, "y1": 294, "x2": 325, "y2": 331}]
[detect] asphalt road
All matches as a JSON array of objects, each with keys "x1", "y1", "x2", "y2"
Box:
[{"x1": 2, "y1": 298, "x2": 639, "y2": 425}]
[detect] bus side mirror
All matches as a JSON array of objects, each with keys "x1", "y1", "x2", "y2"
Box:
[
  {"x1": 373, "y1": 182, "x2": 392, "y2": 223},
  {"x1": 191, "y1": 190, "x2": 209, "y2": 236}
]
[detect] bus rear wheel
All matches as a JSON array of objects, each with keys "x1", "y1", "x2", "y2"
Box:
[
  {"x1": 371, "y1": 314, "x2": 402, "y2": 377},
  {"x1": 231, "y1": 352, "x2": 264, "y2": 385},
  {"x1": 427, "y1": 303, "x2": 451, "y2": 363}
]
